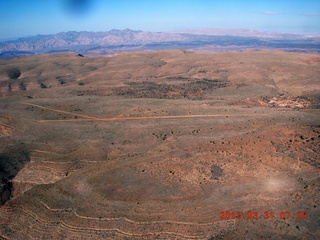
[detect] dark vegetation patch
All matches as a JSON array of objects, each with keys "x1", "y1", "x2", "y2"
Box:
[
  {"x1": 19, "y1": 82, "x2": 26, "y2": 91},
  {"x1": 0, "y1": 145, "x2": 30, "y2": 206},
  {"x1": 309, "y1": 104, "x2": 320, "y2": 109},
  {"x1": 210, "y1": 164, "x2": 224, "y2": 180},
  {"x1": 151, "y1": 60, "x2": 166, "y2": 68},
  {"x1": 152, "y1": 130, "x2": 174, "y2": 140},
  {"x1": 56, "y1": 75, "x2": 75, "y2": 85},
  {"x1": 113, "y1": 79, "x2": 229, "y2": 99},
  {"x1": 39, "y1": 82, "x2": 47, "y2": 89},
  {"x1": 307, "y1": 94, "x2": 320, "y2": 109},
  {"x1": 75, "y1": 78, "x2": 228, "y2": 99},
  {"x1": 7, "y1": 68, "x2": 21, "y2": 79}
]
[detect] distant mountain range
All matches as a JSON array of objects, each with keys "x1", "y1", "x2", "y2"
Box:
[{"x1": 1, "y1": 28, "x2": 319, "y2": 59}]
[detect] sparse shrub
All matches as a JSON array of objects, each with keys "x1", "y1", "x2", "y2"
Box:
[
  {"x1": 20, "y1": 82, "x2": 26, "y2": 90},
  {"x1": 40, "y1": 83, "x2": 47, "y2": 89},
  {"x1": 59, "y1": 79, "x2": 66, "y2": 85},
  {"x1": 7, "y1": 67, "x2": 21, "y2": 79}
]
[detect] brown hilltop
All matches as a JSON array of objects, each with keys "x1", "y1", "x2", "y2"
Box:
[
  {"x1": 1, "y1": 50, "x2": 319, "y2": 97},
  {"x1": 0, "y1": 50, "x2": 319, "y2": 239}
]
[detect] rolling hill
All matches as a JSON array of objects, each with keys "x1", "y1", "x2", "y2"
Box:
[{"x1": 0, "y1": 50, "x2": 319, "y2": 239}]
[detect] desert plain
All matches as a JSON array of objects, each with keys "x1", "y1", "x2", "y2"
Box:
[{"x1": 0, "y1": 50, "x2": 319, "y2": 239}]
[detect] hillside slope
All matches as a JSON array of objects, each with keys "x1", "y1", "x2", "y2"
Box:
[{"x1": 0, "y1": 50, "x2": 319, "y2": 239}]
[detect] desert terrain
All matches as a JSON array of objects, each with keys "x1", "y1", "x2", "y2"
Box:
[{"x1": 0, "y1": 50, "x2": 319, "y2": 239}]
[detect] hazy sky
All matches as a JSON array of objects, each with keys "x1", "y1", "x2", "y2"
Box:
[{"x1": 0, "y1": 0, "x2": 319, "y2": 39}]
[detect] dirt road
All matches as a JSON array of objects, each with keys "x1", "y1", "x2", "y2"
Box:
[{"x1": 22, "y1": 102, "x2": 268, "y2": 123}]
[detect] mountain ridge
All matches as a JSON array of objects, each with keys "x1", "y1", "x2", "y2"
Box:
[{"x1": 1, "y1": 28, "x2": 319, "y2": 59}]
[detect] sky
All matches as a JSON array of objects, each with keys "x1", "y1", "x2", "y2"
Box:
[{"x1": 0, "y1": 0, "x2": 319, "y2": 39}]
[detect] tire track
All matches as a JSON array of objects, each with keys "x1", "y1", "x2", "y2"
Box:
[
  {"x1": 22, "y1": 102, "x2": 268, "y2": 123},
  {"x1": 22, "y1": 102, "x2": 103, "y2": 120}
]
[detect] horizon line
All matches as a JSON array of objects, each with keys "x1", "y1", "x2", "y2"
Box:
[{"x1": 1, "y1": 27, "x2": 320, "y2": 42}]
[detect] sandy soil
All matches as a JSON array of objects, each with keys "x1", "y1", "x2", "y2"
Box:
[{"x1": 0, "y1": 50, "x2": 319, "y2": 239}]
